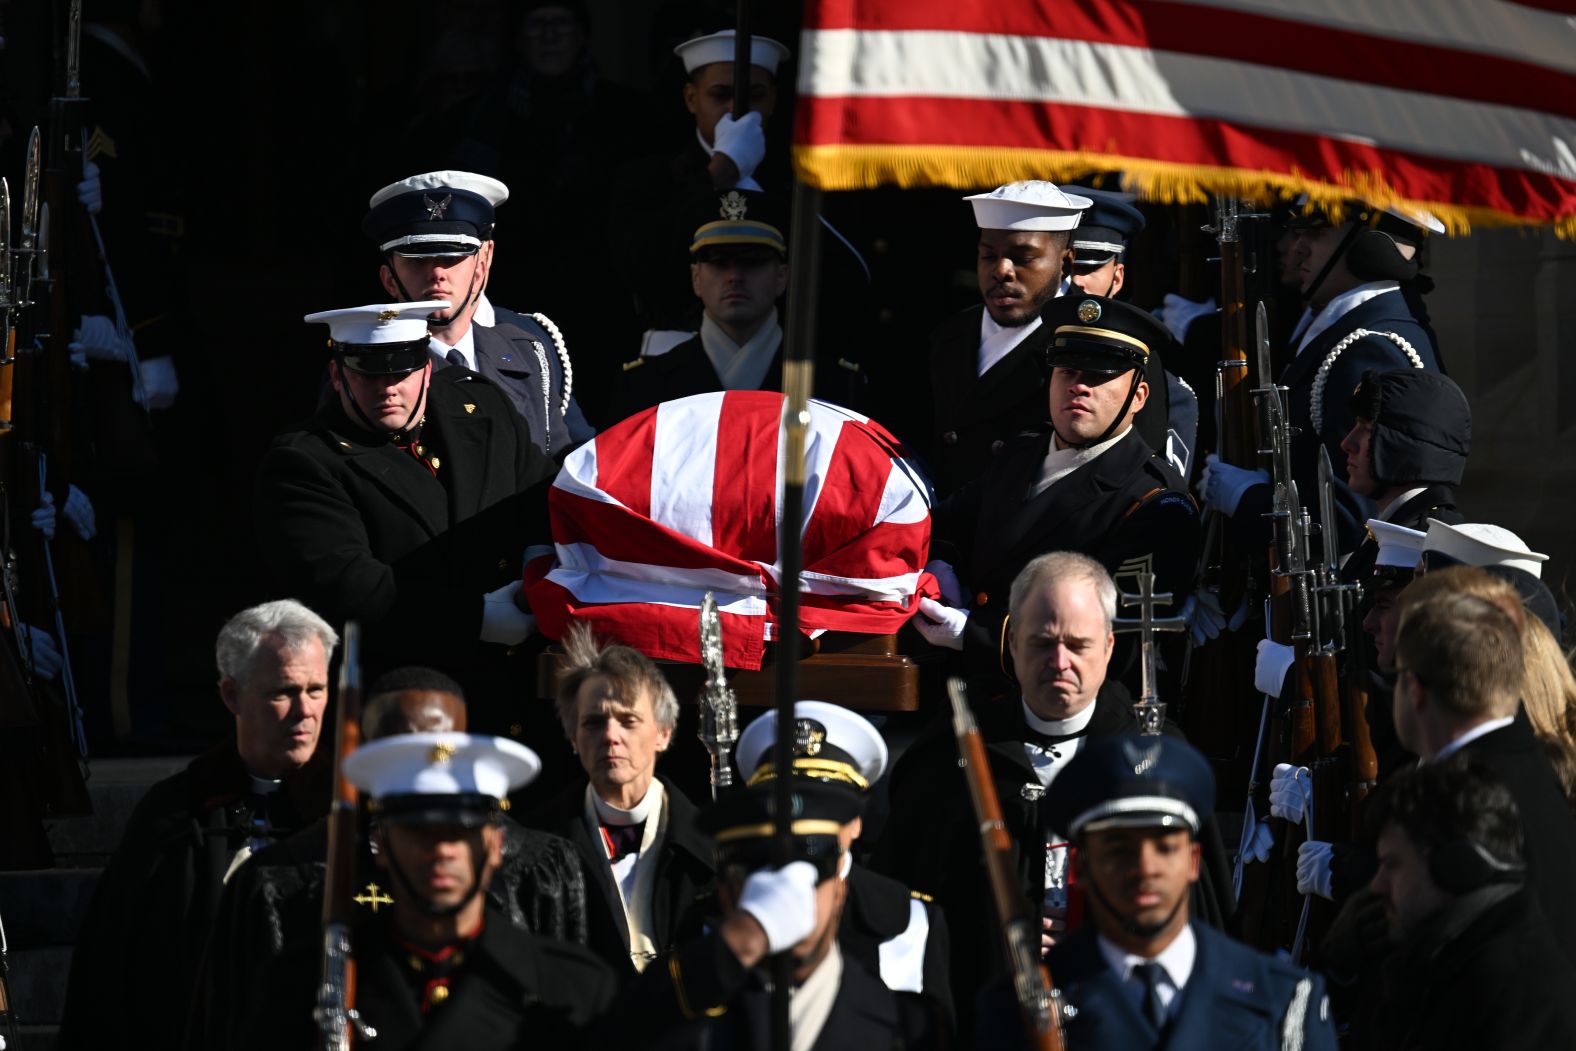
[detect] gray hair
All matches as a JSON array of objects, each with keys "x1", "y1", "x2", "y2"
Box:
[
  {"x1": 215, "y1": 599, "x2": 340, "y2": 684},
  {"x1": 1007, "y1": 551, "x2": 1118, "y2": 629},
  {"x1": 553, "y1": 622, "x2": 679, "y2": 737}
]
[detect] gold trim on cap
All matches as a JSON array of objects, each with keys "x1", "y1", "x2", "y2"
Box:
[
  {"x1": 714, "y1": 819, "x2": 846, "y2": 844},
  {"x1": 746, "y1": 758, "x2": 870, "y2": 790},
  {"x1": 1053, "y1": 324, "x2": 1151, "y2": 356}
]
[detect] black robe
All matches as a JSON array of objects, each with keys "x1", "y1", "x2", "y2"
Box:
[
  {"x1": 57, "y1": 738, "x2": 327, "y2": 1051},
  {"x1": 874, "y1": 684, "x2": 1232, "y2": 1039}
]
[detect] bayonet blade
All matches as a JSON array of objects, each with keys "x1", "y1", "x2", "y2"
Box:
[
  {"x1": 66, "y1": 0, "x2": 83, "y2": 98},
  {"x1": 19, "y1": 127, "x2": 39, "y2": 252},
  {"x1": 37, "y1": 202, "x2": 49, "y2": 283},
  {"x1": 0, "y1": 177, "x2": 11, "y2": 309},
  {"x1": 1254, "y1": 301, "x2": 1273, "y2": 389},
  {"x1": 1317, "y1": 448, "x2": 1340, "y2": 576}
]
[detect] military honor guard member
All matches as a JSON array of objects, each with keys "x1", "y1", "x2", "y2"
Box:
[
  {"x1": 731, "y1": 701, "x2": 955, "y2": 1032},
  {"x1": 253, "y1": 302, "x2": 554, "y2": 713},
  {"x1": 1419, "y1": 518, "x2": 1560, "y2": 639},
  {"x1": 364, "y1": 169, "x2": 593, "y2": 457},
  {"x1": 233, "y1": 732, "x2": 616, "y2": 1049},
  {"x1": 59, "y1": 601, "x2": 337, "y2": 1051},
  {"x1": 988, "y1": 734, "x2": 1337, "y2": 1050},
  {"x1": 531, "y1": 624, "x2": 715, "y2": 979},
  {"x1": 916, "y1": 295, "x2": 1198, "y2": 693}
]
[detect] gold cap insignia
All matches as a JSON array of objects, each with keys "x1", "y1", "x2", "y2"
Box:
[
  {"x1": 720, "y1": 190, "x2": 748, "y2": 221},
  {"x1": 428, "y1": 741, "x2": 456, "y2": 765},
  {"x1": 463, "y1": 403, "x2": 476, "y2": 414},
  {"x1": 793, "y1": 718, "x2": 827, "y2": 757},
  {"x1": 377, "y1": 309, "x2": 400, "y2": 321},
  {"x1": 1077, "y1": 299, "x2": 1102, "y2": 324}
]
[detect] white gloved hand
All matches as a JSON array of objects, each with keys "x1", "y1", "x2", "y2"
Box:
[
  {"x1": 925, "y1": 559, "x2": 965, "y2": 606},
  {"x1": 1199, "y1": 453, "x2": 1269, "y2": 518},
  {"x1": 77, "y1": 159, "x2": 103, "y2": 215},
  {"x1": 737, "y1": 861, "x2": 819, "y2": 953},
  {"x1": 30, "y1": 491, "x2": 56, "y2": 540},
  {"x1": 1297, "y1": 840, "x2": 1335, "y2": 900},
  {"x1": 17, "y1": 623, "x2": 62, "y2": 681},
  {"x1": 136, "y1": 356, "x2": 179, "y2": 410},
  {"x1": 62, "y1": 484, "x2": 96, "y2": 541},
  {"x1": 1269, "y1": 763, "x2": 1312, "y2": 824},
  {"x1": 1255, "y1": 639, "x2": 1296, "y2": 697},
  {"x1": 1153, "y1": 293, "x2": 1217, "y2": 344},
  {"x1": 70, "y1": 314, "x2": 133, "y2": 364},
  {"x1": 1181, "y1": 590, "x2": 1248, "y2": 647},
  {"x1": 1240, "y1": 811, "x2": 1275, "y2": 864},
  {"x1": 712, "y1": 112, "x2": 766, "y2": 182},
  {"x1": 914, "y1": 597, "x2": 967, "y2": 651},
  {"x1": 480, "y1": 581, "x2": 536, "y2": 645}
]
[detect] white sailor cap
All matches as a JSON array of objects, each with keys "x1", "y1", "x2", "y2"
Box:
[
  {"x1": 1423, "y1": 519, "x2": 1549, "y2": 579},
  {"x1": 345, "y1": 732, "x2": 540, "y2": 824},
  {"x1": 1367, "y1": 519, "x2": 1428, "y2": 574},
  {"x1": 735, "y1": 700, "x2": 888, "y2": 790},
  {"x1": 363, "y1": 171, "x2": 509, "y2": 256},
  {"x1": 304, "y1": 301, "x2": 451, "y2": 346},
  {"x1": 674, "y1": 30, "x2": 790, "y2": 76},
  {"x1": 966, "y1": 181, "x2": 1091, "y2": 233}
]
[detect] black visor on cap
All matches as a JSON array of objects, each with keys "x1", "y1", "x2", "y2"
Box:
[
  {"x1": 371, "y1": 792, "x2": 501, "y2": 828},
  {"x1": 717, "y1": 832, "x2": 844, "y2": 884},
  {"x1": 335, "y1": 339, "x2": 430, "y2": 376}
]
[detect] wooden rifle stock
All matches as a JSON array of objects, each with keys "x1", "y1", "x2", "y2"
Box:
[
  {"x1": 947, "y1": 678, "x2": 1065, "y2": 1051},
  {"x1": 317, "y1": 622, "x2": 365, "y2": 1050},
  {"x1": 1342, "y1": 640, "x2": 1379, "y2": 840}
]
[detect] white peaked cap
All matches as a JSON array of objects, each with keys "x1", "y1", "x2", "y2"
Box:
[
  {"x1": 1367, "y1": 519, "x2": 1427, "y2": 571},
  {"x1": 344, "y1": 732, "x2": 541, "y2": 800},
  {"x1": 1383, "y1": 203, "x2": 1446, "y2": 235},
  {"x1": 304, "y1": 301, "x2": 451, "y2": 344},
  {"x1": 966, "y1": 181, "x2": 1091, "y2": 232},
  {"x1": 735, "y1": 700, "x2": 888, "y2": 787},
  {"x1": 368, "y1": 170, "x2": 509, "y2": 209},
  {"x1": 1424, "y1": 519, "x2": 1549, "y2": 579},
  {"x1": 674, "y1": 30, "x2": 791, "y2": 75}
]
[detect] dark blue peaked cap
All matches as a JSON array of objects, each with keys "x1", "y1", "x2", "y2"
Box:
[
  {"x1": 1068, "y1": 187, "x2": 1145, "y2": 266},
  {"x1": 362, "y1": 171, "x2": 509, "y2": 256},
  {"x1": 1041, "y1": 734, "x2": 1215, "y2": 838}
]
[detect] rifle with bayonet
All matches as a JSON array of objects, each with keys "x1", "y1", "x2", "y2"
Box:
[
  {"x1": 948, "y1": 677, "x2": 1068, "y2": 1051},
  {"x1": 697, "y1": 591, "x2": 739, "y2": 799}
]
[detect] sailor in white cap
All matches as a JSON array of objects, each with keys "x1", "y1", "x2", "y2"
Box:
[
  {"x1": 1421, "y1": 519, "x2": 1560, "y2": 638},
  {"x1": 673, "y1": 29, "x2": 790, "y2": 194},
  {"x1": 253, "y1": 302, "x2": 557, "y2": 708},
  {"x1": 927, "y1": 181, "x2": 1091, "y2": 496},
  {"x1": 730, "y1": 701, "x2": 954, "y2": 1028},
  {"x1": 364, "y1": 169, "x2": 593, "y2": 458},
  {"x1": 238, "y1": 732, "x2": 616, "y2": 1048}
]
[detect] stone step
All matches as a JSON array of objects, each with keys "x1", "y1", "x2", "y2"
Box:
[
  {"x1": 0, "y1": 870, "x2": 99, "y2": 950},
  {"x1": 45, "y1": 757, "x2": 191, "y2": 866}
]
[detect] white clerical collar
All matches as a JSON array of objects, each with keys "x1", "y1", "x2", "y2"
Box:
[
  {"x1": 592, "y1": 778, "x2": 664, "y2": 827},
  {"x1": 700, "y1": 309, "x2": 782, "y2": 391},
  {"x1": 430, "y1": 323, "x2": 478, "y2": 372},
  {"x1": 977, "y1": 309, "x2": 1043, "y2": 377},
  {"x1": 1097, "y1": 924, "x2": 1197, "y2": 993},
  {"x1": 1022, "y1": 698, "x2": 1099, "y2": 737},
  {"x1": 1378, "y1": 486, "x2": 1429, "y2": 522},
  {"x1": 1296, "y1": 281, "x2": 1399, "y2": 354},
  {"x1": 1433, "y1": 716, "x2": 1516, "y2": 762},
  {"x1": 1030, "y1": 427, "x2": 1129, "y2": 498}
]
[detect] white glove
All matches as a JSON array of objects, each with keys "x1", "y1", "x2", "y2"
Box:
[
  {"x1": 62, "y1": 484, "x2": 96, "y2": 541},
  {"x1": 1255, "y1": 639, "x2": 1296, "y2": 697},
  {"x1": 480, "y1": 581, "x2": 536, "y2": 645},
  {"x1": 737, "y1": 861, "x2": 819, "y2": 953},
  {"x1": 1297, "y1": 840, "x2": 1335, "y2": 900},
  {"x1": 136, "y1": 356, "x2": 179, "y2": 410},
  {"x1": 1153, "y1": 293, "x2": 1216, "y2": 344},
  {"x1": 1199, "y1": 453, "x2": 1269, "y2": 518},
  {"x1": 1269, "y1": 763, "x2": 1312, "y2": 824},
  {"x1": 30, "y1": 492, "x2": 56, "y2": 540},
  {"x1": 77, "y1": 159, "x2": 103, "y2": 215},
  {"x1": 1240, "y1": 811, "x2": 1275, "y2": 864},
  {"x1": 17, "y1": 623, "x2": 62, "y2": 681},
  {"x1": 1181, "y1": 590, "x2": 1247, "y2": 646},
  {"x1": 712, "y1": 112, "x2": 766, "y2": 183},
  {"x1": 914, "y1": 597, "x2": 967, "y2": 651},
  {"x1": 70, "y1": 314, "x2": 133, "y2": 364},
  {"x1": 925, "y1": 559, "x2": 964, "y2": 606}
]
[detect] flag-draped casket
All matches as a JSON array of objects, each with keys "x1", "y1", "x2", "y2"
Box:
[{"x1": 524, "y1": 392, "x2": 936, "y2": 670}]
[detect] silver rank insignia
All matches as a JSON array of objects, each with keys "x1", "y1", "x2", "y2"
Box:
[
  {"x1": 720, "y1": 190, "x2": 748, "y2": 220},
  {"x1": 423, "y1": 193, "x2": 453, "y2": 221},
  {"x1": 1122, "y1": 739, "x2": 1163, "y2": 777},
  {"x1": 794, "y1": 718, "x2": 826, "y2": 756}
]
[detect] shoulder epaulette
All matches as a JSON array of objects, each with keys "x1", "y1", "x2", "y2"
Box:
[
  {"x1": 910, "y1": 890, "x2": 935, "y2": 903},
  {"x1": 622, "y1": 357, "x2": 646, "y2": 372}
]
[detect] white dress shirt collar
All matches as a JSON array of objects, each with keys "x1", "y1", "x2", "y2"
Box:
[
  {"x1": 1097, "y1": 924, "x2": 1197, "y2": 1016},
  {"x1": 1296, "y1": 280, "x2": 1399, "y2": 354},
  {"x1": 430, "y1": 324, "x2": 477, "y2": 372},
  {"x1": 1433, "y1": 716, "x2": 1516, "y2": 762}
]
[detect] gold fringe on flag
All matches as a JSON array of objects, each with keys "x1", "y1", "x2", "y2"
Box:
[{"x1": 792, "y1": 144, "x2": 1576, "y2": 239}]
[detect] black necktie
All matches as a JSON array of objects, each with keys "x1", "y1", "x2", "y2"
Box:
[
  {"x1": 445, "y1": 347, "x2": 467, "y2": 370},
  {"x1": 1133, "y1": 961, "x2": 1168, "y2": 1031}
]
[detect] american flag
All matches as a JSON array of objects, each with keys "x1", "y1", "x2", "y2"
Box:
[
  {"x1": 524, "y1": 392, "x2": 937, "y2": 670},
  {"x1": 793, "y1": 0, "x2": 1576, "y2": 234}
]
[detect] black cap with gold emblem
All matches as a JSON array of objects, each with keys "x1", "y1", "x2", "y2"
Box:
[
  {"x1": 733, "y1": 700, "x2": 888, "y2": 792},
  {"x1": 1040, "y1": 294, "x2": 1169, "y2": 378},
  {"x1": 688, "y1": 187, "x2": 788, "y2": 260},
  {"x1": 700, "y1": 779, "x2": 860, "y2": 882}
]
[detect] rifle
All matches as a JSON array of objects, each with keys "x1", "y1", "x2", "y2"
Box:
[
  {"x1": 315, "y1": 622, "x2": 376, "y2": 1049},
  {"x1": 697, "y1": 591, "x2": 739, "y2": 799},
  {"x1": 0, "y1": 907, "x2": 18, "y2": 1051},
  {"x1": 1112, "y1": 571, "x2": 1186, "y2": 735},
  {"x1": 948, "y1": 677, "x2": 1067, "y2": 1051}
]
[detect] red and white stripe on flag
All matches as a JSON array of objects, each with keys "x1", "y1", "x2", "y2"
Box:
[
  {"x1": 524, "y1": 391, "x2": 937, "y2": 670},
  {"x1": 794, "y1": 0, "x2": 1576, "y2": 235}
]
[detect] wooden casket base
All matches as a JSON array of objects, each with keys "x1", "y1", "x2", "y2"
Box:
[{"x1": 536, "y1": 631, "x2": 919, "y2": 712}]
